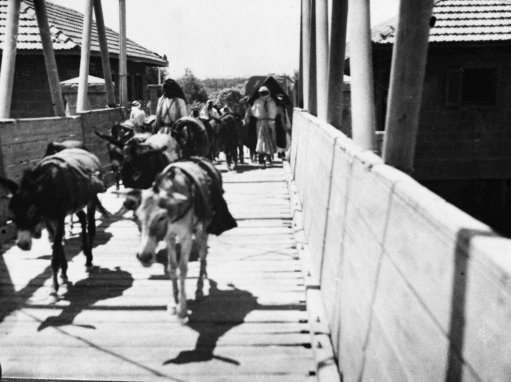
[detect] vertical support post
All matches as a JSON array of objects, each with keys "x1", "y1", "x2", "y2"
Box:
[
  {"x1": 308, "y1": 0, "x2": 317, "y2": 115},
  {"x1": 301, "y1": 0, "x2": 311, "y2": 110},
  {"x1": 382, "y1": 0, "x2": 434, "y2": 172},
  {"x1": 327, "y1": 0, "x2": 348, "y2": 129},
  {"x1": 118, "y1": 0, "x2": 128, "y2": 107},
  {"x1": 297, "y1": 3, "x2": 304, "y2": 108},
  {"x1": 315, "y1": 0, "x2": 328, "y2": 120},
  {"x1": 348, "y1": 0, "x2": 375, "y2": 150},
  {"x1": 94, "y1": 0, "x2": 116, "y2": 107},
  {"x1": 76, "y1": 0, "x2": 93, "y2": 113},
  {"x1": 0, "y1": 0, "x2": 21, "y2": 118},
  {"x1": 34, "y1": 0, "x2": 65, "y2": 116}
]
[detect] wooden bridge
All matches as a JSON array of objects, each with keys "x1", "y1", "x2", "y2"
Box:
[
  {"x1": 1, "y1": 0, "x2": 511, "y2": 381},
  {"x1": 0, "y1": 160, "x2": 317, "y2": 381}
]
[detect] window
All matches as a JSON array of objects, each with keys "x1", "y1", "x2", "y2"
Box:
[{"x1": 445, "y1": 67, "x2": 497, "y2": 107}]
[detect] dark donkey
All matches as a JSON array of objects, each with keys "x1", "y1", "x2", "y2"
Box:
[{"x1": 0, "y1": 148, "x2": 106, "y2": 294}]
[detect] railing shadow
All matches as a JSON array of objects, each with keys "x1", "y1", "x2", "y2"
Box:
[
  {"x1": 37, "y1": 266, "x2": 134, "y2": 331},
  {"x1": 445, "y1": 228, "x2": 497, "y2": 381}
]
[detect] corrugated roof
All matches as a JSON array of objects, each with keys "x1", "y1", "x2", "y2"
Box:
[
  {"x1": 373, "y1": 0, "x2": 511, "y2": 44},
  {"x1": 0, "y1": 0, "x2": 167, "y2": 66}
]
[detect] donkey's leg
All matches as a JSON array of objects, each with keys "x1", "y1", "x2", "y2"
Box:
[
  {"x1": 195, "y1": 228, "x2": 209, "y2": 300},
  {"x1": 176, "y1": 234, "x2": 192, "y2": 320},
  {"x1": 85, "y1": 202, "x2": 97, "y2": 271},
  {"x1": 51, "y1": 218, "x2": 66, "y2": 293},
  {"x1": 166, "y1": 235, "x2": 179, "y2": 314},
  {"x1": 76, "y1": 211, "x2": 89, "y2": 270}
]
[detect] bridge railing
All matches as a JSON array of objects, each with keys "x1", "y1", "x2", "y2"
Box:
[
  {"x1": 291, "y1": 108, "x2": 511, "y2": 381},
  {"x1": 0, "y1": 108, "x2": 125, "y2": 240}
]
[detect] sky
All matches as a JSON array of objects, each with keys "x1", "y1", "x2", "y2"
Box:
[{"x1": 51, "y1": 0, "x2": 399, "y2": 79}]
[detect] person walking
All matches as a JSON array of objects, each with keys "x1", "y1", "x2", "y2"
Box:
[
  {"x1": 155, "y1": 78, "x2": 188, "y2": 134},
  {"x1": 245, "y1": 86, "x2": 277, "y2": 167}
]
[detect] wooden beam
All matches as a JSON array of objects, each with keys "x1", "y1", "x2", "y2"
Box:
[
  {"x1": 118, "y1": 0, "x2": 128, "y2": 107},
  {"x1": 327, "y1": 0, "x2": 348, "y2": 130},
  {"x1": 382, "y1": 0, "x2": 435, "y2": 173},
  {"x1": 301, "y1": 0, "x2": 311, "y2": 110},
  {"x1": 94, "y1": 0, "x2": 116, "y2": 107},
  {"x1": 76, "y1": 0, "x2": 93, "y2": 113},
  {"x1": 297, "y1": 1, "x2": 304, "y2": 108},
  {"x1": 315, "y1": 0, "x2": 329, "y2": 120},
  {"x1": 34, "y1": 0, "x2": 65, "y2": 117},
  {"x1": 348, "y1": 0, "x2": 375, "y2": 150},
  {"x1": 0, "y1": 0, "x2": 21, "y2": 118},
  {"x1": 308, "y1": 0, "x2": 317, "y2": 115}
]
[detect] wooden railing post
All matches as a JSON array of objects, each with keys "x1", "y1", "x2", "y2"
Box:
[
  {"x1": 327, "y1": 0, "x2": 348, "y2": 130},
  {"x1": 118, "y1": 0, "x2": 128, "y2": 107},
  {"x1": 348, "y1": 0, "x2": 375, "y2": 150},
  {"x1": 315, "y1": 0, "x2": 329, "y2": 120},
  {"x1": 0, "y1": 0, "x2": 21, "y2": 118},
  {"x1": 34, "y1": 0, "x2": 65, "y2": 117},
  {"x1": 94, "y1": 0, "x2": 116, "y2": 107},
  {"x1": 382, "y1": 0, "x2": 435, "y2": 173},
  {"x1": 308, "y1": 0, "x2": 317, "y2": 115},
  {"x1": 301, "y1": 0, "x2": 312, "y2": 110},
  {"x1": 297, "y1": 2, "x2": 304, "y2": 108},
  {"x1": 76, "y1": 0, "x2": 93, "y2": 113}
]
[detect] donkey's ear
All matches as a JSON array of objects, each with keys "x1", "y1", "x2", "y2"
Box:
[{"x1": 158, "y1": 192, "x2": 188, "y2": 211}]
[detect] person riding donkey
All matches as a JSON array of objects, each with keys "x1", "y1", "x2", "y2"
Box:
[{"x1": 155, "y1": 79, "x2": 188, "y2": 134}]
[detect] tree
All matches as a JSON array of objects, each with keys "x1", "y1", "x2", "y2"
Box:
[{"x1": 177, "y1": 68, "x2": 208, "y2": 103}]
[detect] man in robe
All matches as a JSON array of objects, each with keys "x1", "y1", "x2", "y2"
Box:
[{"x1": 155, "y1": 79, "x2": 188, "y2": 133}]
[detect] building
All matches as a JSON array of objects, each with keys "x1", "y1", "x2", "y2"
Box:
[
  {"x1": 369, "y1": 0, "x2": 511, "y2": 234},
  {"x1": 0, "y1": 0, "x2": 167, "y2": 118}
]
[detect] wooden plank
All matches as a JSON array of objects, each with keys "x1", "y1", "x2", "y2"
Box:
[{"x1": 0, "y1": 159, "x2": 314, "y2": 381}]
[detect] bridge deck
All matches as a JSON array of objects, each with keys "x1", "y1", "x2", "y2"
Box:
[{"x1": 0, "y1": 161, "x2": 314, "y2": 381}]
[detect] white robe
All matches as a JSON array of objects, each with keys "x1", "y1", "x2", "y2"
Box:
[
  {"x1": 250, "y1": 97, "x2": 278, "y2": 155},
  {"x1": 155, "y1": 97, "x2": 188, "y2": 128}
]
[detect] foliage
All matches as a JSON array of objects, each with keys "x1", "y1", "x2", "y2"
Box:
[
  {"x1": 177, "y1": 68, "x2": 209, "y2": 103},
  {"x1": 203, "y1": 77, "x2": 247, "y2": 100}
]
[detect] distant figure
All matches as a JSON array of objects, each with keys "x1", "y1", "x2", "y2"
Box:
[
  {"x1": 155, "y1": 79, "x2": 188, "y2": 133},
  {"x1": 245, "y1": 86, "x2": 277, "y2": 167},
  {"x1": 130, "y1": 100, "x2": 146, "y2": 130}
]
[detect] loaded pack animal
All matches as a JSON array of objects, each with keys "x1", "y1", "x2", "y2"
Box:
[
  {"x1": 218, "y1": 108, "x2": 243, "y2": 169},
  {"x1": 95, "y1": 122, "x2": 135, "y2": 188},
  {"x1": 132, "y1": 157, "x2": 237, "y2": 320},
  {"x1": 0, "y1": 148, "x2": 106, "y2": 294},
  {"x1": 96, "y1": 117, "x2": 211, "y2": 190}
]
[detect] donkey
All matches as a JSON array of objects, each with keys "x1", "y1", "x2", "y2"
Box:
[{"x1": 0, "y1": 149, "x2": 106, "y2": 294}]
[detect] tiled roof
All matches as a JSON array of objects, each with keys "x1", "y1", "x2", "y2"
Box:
[
  {"x1": 373, "y1": 0, "x2": 511, "y2": 44},
  {"x1": 0, "y1": 0, "x2": 167, "y2": 65}
]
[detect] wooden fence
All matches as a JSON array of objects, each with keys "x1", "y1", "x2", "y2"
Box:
[
  {"x1": 0, "y1": 107, "x2": 125, "y2": 236},
  {"x1": 291, "y1": 109, "x2": 511, "y2": 381}
]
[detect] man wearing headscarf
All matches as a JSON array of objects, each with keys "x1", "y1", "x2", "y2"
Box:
[
  {"x1": 245, "y1": 86, "x2": 278, "y2": 167},
  {"x1": 155, "y1": 78, "x2": 188, "y2": 133}
]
